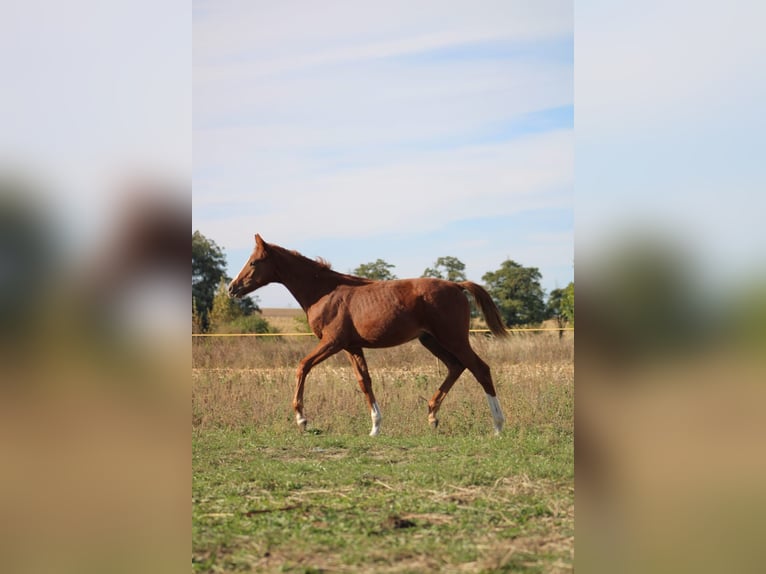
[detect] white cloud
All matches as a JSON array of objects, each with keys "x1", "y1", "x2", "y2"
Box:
[
  {"x1": 195, "y1": 1, "x2": 571, "y2": 69},
  {"x1": 194, "y1": 129, "x2": 572, "y2": 248},
  {"x1": 194, "y1": 2, "x2": 573, "y2": 243}
]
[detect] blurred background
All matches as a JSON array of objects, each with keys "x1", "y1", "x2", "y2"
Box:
[
  {"x1": 576, "y1": 1, "x2": 766, "y2": 572},
  {"x1": 1, "y1": 1, "x2": 189, "y2": 573}
]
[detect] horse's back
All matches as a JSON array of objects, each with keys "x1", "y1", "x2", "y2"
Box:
[
  {"x1": 350, "y1": 277, "x2": 465, "y2": 311},
  {"x1": 340, "y1": 278, "x2": 469, "y2": 347}
]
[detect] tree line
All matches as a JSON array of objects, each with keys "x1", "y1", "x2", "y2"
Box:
[
  {"x1": 192, "y1": 231, "x2": 573, "y2": 334},
  {"x1": 192, "y1": 231, "x2": 274, "y2": 334}
]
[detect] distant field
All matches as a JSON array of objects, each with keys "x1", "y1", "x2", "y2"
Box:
[
  {"x1": 260, "y1": 308, "x2": 308, "y2": 333},
  {"x1": 193, "y1": 332, "x2": 574, "y2": 572},
  {"x1": 260, "y1": 308, "x2": 305, "y2": 319}
]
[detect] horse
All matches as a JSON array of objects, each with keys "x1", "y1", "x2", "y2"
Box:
[{"x1": 228, "y1": 234, "x2": 509, "y2": 436}]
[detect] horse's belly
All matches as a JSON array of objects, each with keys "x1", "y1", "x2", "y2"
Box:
[
  {"x1": 352, "y1": 311, "x2": 421, "y2": 348},
  {"x1": 356, "y1": 327, "x2": 421, "y2": 348}
]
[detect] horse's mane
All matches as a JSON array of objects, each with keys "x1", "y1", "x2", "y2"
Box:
[
  {"x1": 313, "y1": 254, "x2": 333, "y2": 270},
  {"x1": 277, "y1": 245, "x2": 371, "y2": 285},
  {"x1": 284, "y1": 249, "x2": 333, "y2": 271}
]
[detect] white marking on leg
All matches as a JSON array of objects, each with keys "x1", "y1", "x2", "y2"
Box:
[
  {"x1": 296, "y1": 412, "x2": 307, "y2": 428},
  {"x1": 486, "y1": 394, "x2": 505, "y2": 434},
  {"x1": 370, "y1": 402, "x2": 382, "y2": 436}
]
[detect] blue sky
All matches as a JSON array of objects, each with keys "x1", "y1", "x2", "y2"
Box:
[{"x1": 193, "y1": 1, "x2": 573, "y2": 307}]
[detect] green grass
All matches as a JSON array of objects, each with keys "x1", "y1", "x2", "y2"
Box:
[
  {"x1": 193, "y1": 335, "x2": 573, "y2": 572},
  {"x1": 193, "y1": 427, "x2": 572, "y2": 573}
]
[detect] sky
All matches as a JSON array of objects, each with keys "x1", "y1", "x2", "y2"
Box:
[{"x1": 193, "y1": 0, "x2": 573, "y2": 308}]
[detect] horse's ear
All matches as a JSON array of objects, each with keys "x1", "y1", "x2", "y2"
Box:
[{"x1": 255, "y1": 233, "x2": 269, "y2": 253}]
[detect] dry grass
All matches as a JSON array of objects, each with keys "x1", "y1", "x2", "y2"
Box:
[{"x1": 192, "y1": 331, "x2": 573, "y2": 436}]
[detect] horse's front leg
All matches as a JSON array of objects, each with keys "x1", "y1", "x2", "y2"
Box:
[{"x1": 293, "y1": 339, "x2": 341, "y2": 430}]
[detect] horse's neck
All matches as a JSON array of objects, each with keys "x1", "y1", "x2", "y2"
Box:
[{"x1": 274, "y1": 250, "x2": 340, "y2": 311}]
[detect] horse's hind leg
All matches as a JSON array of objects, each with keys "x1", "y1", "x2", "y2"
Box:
[
  {"x1": 419, "y1": 334, "x2": 465, "y2": 429},
  {"x1": 432, "y1": 333, "x2": 505, "y2": 435},
  {"x1": 455, "y1": 347, "x2": 505, "y2": 434},
  {"x1": 346, "y1": 348, "x2": 381, "y2": 436}
]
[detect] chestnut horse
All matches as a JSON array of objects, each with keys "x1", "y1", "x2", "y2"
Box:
[{"x1": 228, "y1": 235, "x2": 508, "y2": 436}]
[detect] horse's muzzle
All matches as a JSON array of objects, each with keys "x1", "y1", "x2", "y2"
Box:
[{"x1": 227, "y1": 282, "x2": 241, "y2": 299}]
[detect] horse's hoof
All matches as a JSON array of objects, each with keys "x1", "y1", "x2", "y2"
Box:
[
  {"x1": 429, "y1": 418, "x2": 439, "y2": 429},
  {"x1": 297, "y1": 418, "x2": 308, "y2": 431}
]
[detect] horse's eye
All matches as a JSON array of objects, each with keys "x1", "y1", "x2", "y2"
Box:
[{"x1": 250, "y1": 261, "x2": 256, "y2": 267}]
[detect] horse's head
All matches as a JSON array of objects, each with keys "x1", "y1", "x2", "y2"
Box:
[{"x1": 228, "y1": 234, "x2": 277, "y2": 298}]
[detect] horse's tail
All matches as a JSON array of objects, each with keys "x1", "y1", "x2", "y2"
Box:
[{"x1": 459, "y1": 282, "x2": 509, "y2": 338}]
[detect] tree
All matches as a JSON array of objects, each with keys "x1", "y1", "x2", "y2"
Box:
[
  {"x1": 208, "y1": 279, "x2": 241, "y2": 333},
  {"x1": 482, "y1": 260, "x2": 547, "y2": 327},
  {"x1": 547, "y1": 282, "x2": 574, "y2": 338},
  {"x1": 353, "y1": 259, "x2": 398, "y2": 281},
  {"x1": 192, "y1": 297, "x2": 203, "y2": 334},
  {"x1": 562, "y1": 282, "x2": 574, "y2": 325},
  {"x1": 422, "y1": 256, "x2": 467, "y2": 282},
  {"x1": 192, "y1": 230, "x2": 227, "y2": 330},
  {"x1": 208, "y1": 278, "x2": 274, "y2": 334},
  {"x1": 192, "y1": 230, "x2": 259, "y2": 331},
  {"x1": 228, "y1": 313, "x2": 275, "y2": 334},
  {"x1": 236, "y1": 294, "x2": 259, "y2": 316}
]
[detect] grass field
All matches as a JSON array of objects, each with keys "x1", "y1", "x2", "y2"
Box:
[{"x1": 193, "y1": 330, "x2": 573, "y2": 572}]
